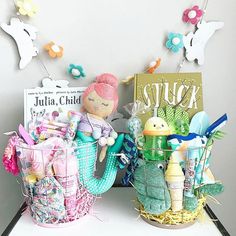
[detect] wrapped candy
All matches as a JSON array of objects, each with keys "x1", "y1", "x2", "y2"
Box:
[{"x1": 124, "y1": 101, "x2": 149, "y2": 139}]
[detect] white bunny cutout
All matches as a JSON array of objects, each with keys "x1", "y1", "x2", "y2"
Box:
[
  {"x1": 1, "y1": 17, "x2": 38, "y2": 69},
  {"x1": 183, "y1": 20, "x2": 224, "y2": 65}
]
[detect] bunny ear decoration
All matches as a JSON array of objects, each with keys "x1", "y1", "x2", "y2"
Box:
[{"x1": 42, "y1": 78, "x2": 69, "y2": 88}]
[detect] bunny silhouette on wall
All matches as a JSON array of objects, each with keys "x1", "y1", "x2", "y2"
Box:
[
  {"x1": 1, "y1": 17, "x2": 38, "y2": 69},
  {"x1": 183, "y1": 21, "x2": 224, "y2": 65}
]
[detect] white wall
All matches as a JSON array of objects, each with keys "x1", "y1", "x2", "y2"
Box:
[{"x1": 0, "y1": 0, "x2": 235, "y2": 234}]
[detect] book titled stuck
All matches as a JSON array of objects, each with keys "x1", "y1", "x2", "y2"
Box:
[{"x1": 134, "y1": 73, "x2": 203, "y2": 124}]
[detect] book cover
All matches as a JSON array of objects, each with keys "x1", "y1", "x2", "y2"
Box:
[
  {"x1": 24, "y1": 87, "x2": 86, "y2": 131},
  {"x1": 134, "y1": 73, "x2": 203, "y2": 124}
]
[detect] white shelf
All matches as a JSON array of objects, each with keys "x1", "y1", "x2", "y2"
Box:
[{"x1": 10, "y1": 187, "x2": 222, "y2": 236}]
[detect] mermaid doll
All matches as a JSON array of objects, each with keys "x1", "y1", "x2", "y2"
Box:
[{"x1": 66, "y1": 73, "x2": 124, "y2": 195}]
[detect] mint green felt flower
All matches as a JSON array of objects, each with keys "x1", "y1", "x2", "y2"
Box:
[
  {"x1": 68, "y1": 64, "x2": 86, "y2": 79},
  {"x1": 166, "y1": 33, "x2": 184, "y2": 53}
]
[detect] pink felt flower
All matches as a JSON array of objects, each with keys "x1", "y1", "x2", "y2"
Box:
[
  {"x1": 183, "y1": 6, "x2": 203, "y2": 25},
  {"x1": 2, "y1": 136, "x2": 20, "y2": 176}
]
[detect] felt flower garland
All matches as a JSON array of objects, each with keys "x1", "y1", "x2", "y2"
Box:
[
  {"x1": 68, "y1": 64, "x2": 86, "y2": 79},
  {"x1": 183, "y1": 6, "x2": 203, "y2": 25},
  {"x1": 16, "y1": 0, "x2": 38, "y2": 17},
  {"x1": 163, "y1": 2, "x2": 224, "y2": 66},
  {"x1": 44, "y1": 42, "x2": 64, "y2": 58},
  {"x1": 0, "y1": 0, "x2": 223, "y2": 77},
  {"x1": 166, "y1": 33, "x2": 184, "y2": 53},
  {"x1": 147, "y1": 58, "x2": 161, "y2": 73},
  {"x1": 165, "y1": 5, "x2": 204, "y2": 54}
]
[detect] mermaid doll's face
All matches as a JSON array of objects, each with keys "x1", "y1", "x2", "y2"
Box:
[{"x1": 84, "y1": 91, "x2": 114, "y2": 118}]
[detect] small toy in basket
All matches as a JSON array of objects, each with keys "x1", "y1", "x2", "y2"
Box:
[
  {"x1": 128, "y1": 106, "x2": 227, "y2": 229},
  {"x1": 2, "y1": 73, "x2": 126, "y2": 227}
]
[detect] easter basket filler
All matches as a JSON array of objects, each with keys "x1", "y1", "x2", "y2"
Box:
[
  {"x1": 2, "y1": 73, "x2": 126, "y2": 227},
  {"x1": 120, "y1": 73, "x2": 227, "y2": 229}
]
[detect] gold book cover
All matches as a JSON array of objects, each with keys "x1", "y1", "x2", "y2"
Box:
[{"x1": 134, "y1": 73, "x2": 203, "y2": 124}]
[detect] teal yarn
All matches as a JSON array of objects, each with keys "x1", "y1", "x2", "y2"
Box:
[
  {"x1": 75, "y1": 131, "x2": 124, "y2": 195},
  {"x1": 133, "y1": 161, "x2": 171, "y2": 215}
]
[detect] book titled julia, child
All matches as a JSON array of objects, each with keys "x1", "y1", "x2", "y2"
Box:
[
  {"x1": 24, "y1": 87, "x2": 86, "y2": 131},
  {"x1": 134, "y1": 73, "x2": 203, "y2": 124}
]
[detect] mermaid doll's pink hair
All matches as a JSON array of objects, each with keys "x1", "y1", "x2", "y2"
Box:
[{"x1": 82, "y1": 73, "x2": 119, "y2": 112}]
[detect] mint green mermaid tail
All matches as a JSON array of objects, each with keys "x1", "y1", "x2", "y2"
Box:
[{"x1": 75, "y1": 131, "x2": 124, "y2": 195}]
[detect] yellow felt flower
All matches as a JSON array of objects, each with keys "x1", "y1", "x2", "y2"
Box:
[{"x1": 16, "y1": 0, "x2": 38, "y2": 17}]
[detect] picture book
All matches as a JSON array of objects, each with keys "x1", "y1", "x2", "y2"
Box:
[
  {"x1": 24, "y1": 87, "x2": 86, "y2": 131},
  {"x1": 134, "y1": 73, "x2": 203, "y2": 124}
]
